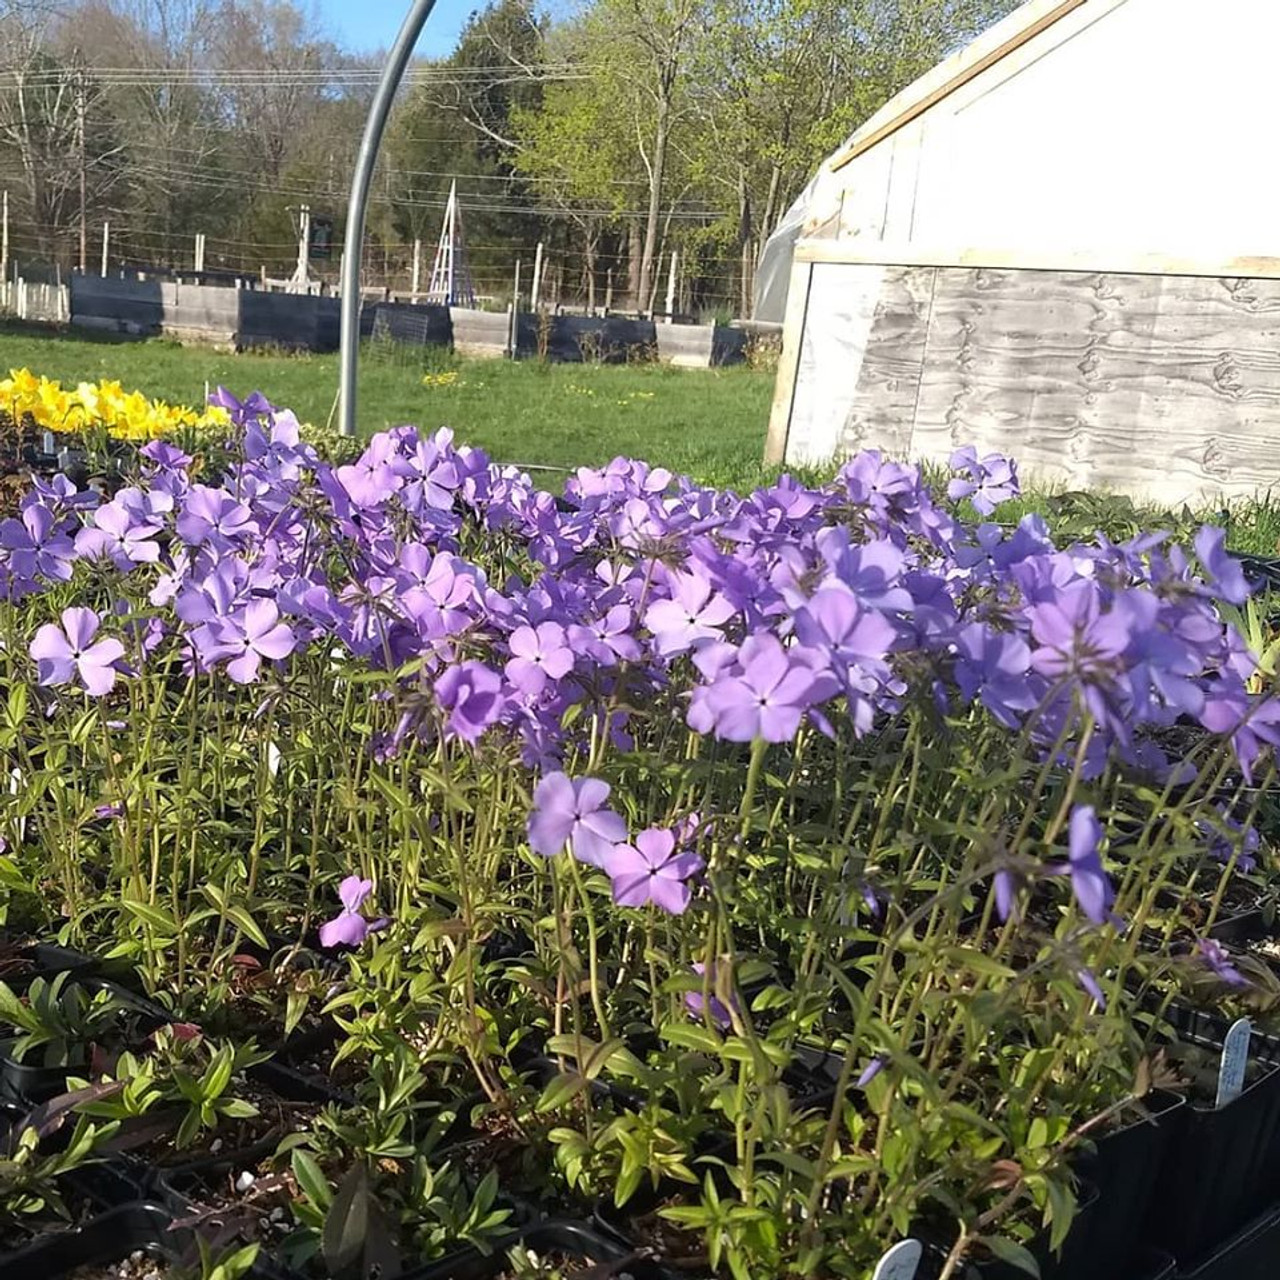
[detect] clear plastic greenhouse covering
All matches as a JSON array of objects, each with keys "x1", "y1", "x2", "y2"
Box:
[{"x1": 753, "y1": 171, "x2": 820, "y2": 324}]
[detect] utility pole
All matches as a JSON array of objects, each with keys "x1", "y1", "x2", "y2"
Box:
[
  {"x1": 76, "y1": 66, "x2": 88, "y2": 274},
  {"x1": 2, "y1": 192, "x2": 9, "y2": 287},
  {"x1": 291, "y1": 204, "x2": 311, "y2": 292},
  {"x1": 411, "y1": 238, "x2": 421, "y2": 303},
  {"x1": 530, "y1": 241, "x2": 544, "y2": 312},
  {"x1": 665, "y1": 250, "x2": 678, "y2": 319},
  {"x1": 195, "y1": 233, "x2": 206, "y2": 275},
  {"x1": 100, "y1": 221, "x2": 109, "y2": 277},
  {"x1": 509, "y1": 258, "x2": 521, "y2": 358}
]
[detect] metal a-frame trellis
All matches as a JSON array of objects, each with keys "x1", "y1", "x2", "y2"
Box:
[{"x1": 425, "y1": 180, "x2": 476, "y2": 308}]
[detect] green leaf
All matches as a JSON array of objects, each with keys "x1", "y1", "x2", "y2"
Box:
[
  {"x1": 292, "y1": 1149, "x2": 333, "y2": 1210},
  {"x1": 204, "y1": 1045, "x2": 234, "y2": 1100},
  {"x1": 981, "y1": 1236, "x2": 1041, "y2": 1278},
  {"x1": 122, "y1": 900, "x2": 178, "y2": 936},
  {"x1": 659, "y1": 1023, "x2": 723, "y2": 1055},
  {"x1": 224, "y1": 905, "x2": 268, "y2": 949},
  {"x1": 536, "y1": 1071, "x2": 588, "y2": 1114},
  {"x1": 322, "y1": 1162, "x2": 370, "y2": 1278}
]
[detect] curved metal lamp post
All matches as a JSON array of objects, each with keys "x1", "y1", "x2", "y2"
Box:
[{"x1": 339, "y1": 0, "x2": 439, "y2": 437}]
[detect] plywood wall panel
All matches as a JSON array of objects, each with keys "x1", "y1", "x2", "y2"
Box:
[{"x1": 786, "y1": 260, "x2": 1280, "y2": 506}]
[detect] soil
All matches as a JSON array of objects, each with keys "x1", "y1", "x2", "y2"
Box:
[
  {"x1": 137, "y1": 1080, "x2": 321, "y2": 1172},
  {"x1": 67, "y1": 1253, "x2": 170, "y2": 1280},
  {"x1": 495, "y1": 1251, "x2": 639, "y2": 1279},
  {"x1": 605, "y1": 1199, "x2": 707, "y2": 1271}
]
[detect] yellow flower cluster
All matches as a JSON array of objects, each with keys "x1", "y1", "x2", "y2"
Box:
[
  {"x1": 0, "y1": 368, "x2": 229, "y2": 443},
  {"x1": 422, "y1": 371, "x2": 463, "y2": 389}
]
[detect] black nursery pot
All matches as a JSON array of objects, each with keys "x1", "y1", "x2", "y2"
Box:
[
  {"x1": 401, "y1": 1220, "x2": 681, "y2": 1280},
  {"x1": 1174, "y1": 1202, "x2": 1280, "y2": 1280},
  {"x1": 1144, "y1": 1015, "x2": 1280, "y2": 1268},
  {"x1": 943, "y1": 1182, "x2": 1102, "y2": 1280},
  {"x1": 0, "y1": 1200, "x2": 302, "y2": 1280},
  {"x1": 0, "y1": 980, "x2": 170, "y2": 1106},
  {"x1": 965, "y1": 1248, "x2": 1174, "y2": 1280},
  {"x1": 1068, "y1": 1089, "x2": 1186, "y2": 1280},
  {"x1": 144, "y1": 1059, "x2": 350, "y2": 1199}
]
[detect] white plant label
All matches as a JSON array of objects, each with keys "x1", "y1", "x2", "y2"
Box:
[
  {"x1": 1216, "y1": 1017, "x2": 1251, "y2": 1109},
  {"x1": 871, "y1": 1238, "x2": 923, "y2": 1280}
]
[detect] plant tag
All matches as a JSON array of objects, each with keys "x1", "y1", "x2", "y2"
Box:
[
  {"x1": 1216, "y1": 1017, "x2": 1251, "y2": 1109},
  {"x1": 872, "y1": 1239, "x2": 923, "y2": 1280}
]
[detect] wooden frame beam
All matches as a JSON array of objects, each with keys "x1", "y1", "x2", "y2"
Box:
[
  {"x1": 830, "y1": 0, "x2": 1090, "y2": 173},
  {"x1": 793, "y1": 239, "x2": 1280, "y2": 282}
]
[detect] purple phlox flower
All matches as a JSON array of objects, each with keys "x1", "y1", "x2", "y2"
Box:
[
  {"x1": 200, "y1": 599, "x2": 296, "y2": 684},
  {"x1": 30, "y1": 473, "x2": 98, "y2": 515},
  {"x1": 609, "y1": 497, "x2": 670, "y2": 550},
  {"x1": 953, "y1": 623, "x2": 1039, "y2": 729},
  {"x1": 816, "y1": 530, "x2": 915, "y2": 613},
  {"x1": 1047, "y1": 805, "x2": 1117, "y2": 927},
  {"x1": 645, "y1": 569, "x2": 737, "y2": 657},
  {"x1": 175, "y1": 485, "x2": 256, "y2": 550},
  {"x1": 856, "y1": 1056, "x2": 887, "y2": 1088},
  {"x1": 792, "y1": 587, "x2": 895, "y2": 733},
  {"x1": 838, "y1": 451, "x2": 920, "y2": 520},
  {"x1": 527, "y1": 771, "x2": 628, "y2": 867},
  {"x1": 860, "y1": 881, "x2": 885, "y2": 919},
  {"x1": 569, "y1": 604, "x2": 642, "y2": 667},
  {"x1": 685, "y1": 961, "x2": 739, "y2": 1031},
  {"x1": 1124, "y1": 620, "x2": 1207, "y2": 722},
  {"x1": 74, "y1": 497, "x2": 162, "y2": 570},
  {"x1": 140, "y1": 440, "x2": 193, "y2": 471},
  {"x1": 506, "y1": 621, "x2": 574, "y2": 698},
  {"x1": 1201, "y1": 685, "x2": 1280, "y2": 784},
  {"x1": 0, "y1": 502, "x2": 75, "y2": 583},
  {"x1": 402, "y1": 435, "x2": 461, "y2": 512},
  {"x1": 174, "y1": 557, "x2": 249, "y2": 627},
  {"x1": 696, "y1": 632, "x2": 817, "y2": 743},
  {"x1": 1196, "y1": 938, "x2": 1249, "y2": 988},
  {"x1": 1029, "y1": 583, "x2": 1139, "y2": 682},
  {"x1": 672, "y1": 811, "x2": 704, "y2": 848},
  {"x1": 1075, "y1": 967, "x2": 1107, "y2": 1008},
  {"x1": 434, "y1": 660, "x2": 505, "y2": 744},
  {"x1": 29, "y1": 607, "x2": 125, "y2": 696},
  {"x1": 1198, "y1": 809, "x2": 1260, "y2": 875},
  {"x1": 605, "y1": 827, "x2": 704, "y2": 914},
  {"x1": 991, "y1": 864, "x2": 1026, "y2": 924},
  {"x1": 118, "y1": 484, "x2": 174, "y2": 522},
  {"x1": 947, "y1": 446, "x2": 1020, "y2": 515},
  {"x1": 1194, "y1": 526, "x2": 1250, "y2": 606},
  {"x1": 209, "y1": 387, "x2": 275, "y2": 425},
  {"x1": 319, "y1": 876, "x2": 378, "y2": 949},
  {"x1": 335, "y1": 435, "x2": 407, "y2": 509},
  {"x1": 398, "y1": 551, "x2": 479, "y2": 638},
  {"x1": 92, "y1": 802, "x2": 124, "y2": 820}
]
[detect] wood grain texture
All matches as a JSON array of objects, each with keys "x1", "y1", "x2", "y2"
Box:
[
  {"x1": 840, "y1": 266, "x2": 934, "y2": 458},
  {"x1": 785, "y1": 261, "x2": 1280, "y2": 505}
]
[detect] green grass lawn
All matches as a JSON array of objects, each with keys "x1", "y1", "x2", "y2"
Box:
[{"x1": 0, "y1": 321, "x2": 778, "y2": 491}]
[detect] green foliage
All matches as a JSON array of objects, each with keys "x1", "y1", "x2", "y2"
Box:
[{"x1": 0, "y1": 973, "x2": 121, "y2": 1068}]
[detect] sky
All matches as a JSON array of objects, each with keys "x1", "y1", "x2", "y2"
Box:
[{"x1": 315, "y1": 0, "x2": 476, "y2": 58}]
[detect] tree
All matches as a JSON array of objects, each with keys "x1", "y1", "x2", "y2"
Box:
[{"x1": 0, "y1": 6, "x2": 125, "y2": 266}]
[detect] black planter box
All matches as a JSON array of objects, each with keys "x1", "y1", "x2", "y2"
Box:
[
  {"x1": 401, "y1": 1220, "x2": 681, "y2": 1280},
  {"x1": 1175, "y1": 1202, "x2": 1280, "y2": 1280},
  {"x1": 0, "y1": 979, "x2": 171, "y2": 1107},
  {"x1": 1144, "y1": 1013, "x2": 1280, "y2": 1267},
  {"x1": 1071, "y1": 1090, "x2": 1186, "y2": 1280},
  {"x1": 0, "y1": 1201, "x2": 301, "y2": 1279}
]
